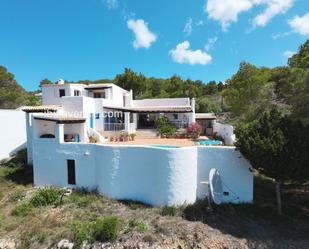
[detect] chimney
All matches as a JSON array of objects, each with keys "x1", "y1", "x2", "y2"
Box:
[
  {"x1": 57, "y1": 79, "x2": 65, "y2": 85},
  {"x1": 191, "y1": 98, "x2": 195, "y2": 113}
]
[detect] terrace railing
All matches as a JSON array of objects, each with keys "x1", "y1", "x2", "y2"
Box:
[
  {"x1": 170, "y1": 121, "x2": 188, "y2": 129},
  {"x1": 104, "y1": 123, "x2": 125, "y2": 131}
]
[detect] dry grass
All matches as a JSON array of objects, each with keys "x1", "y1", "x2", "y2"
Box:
[{"x1": 1, "y1": 156, "x2": 309, "y2": 249}]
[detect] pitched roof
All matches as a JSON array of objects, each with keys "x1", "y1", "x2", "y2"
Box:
[
  {"x1": 84, "y1": 84, "x2": 113, "y2": 90},
  {"x1": 103, "y1": 105, "x2": 192, "y2": 113},
  {"x1": 22, "y1": 105, "x2": 61, "y2": 113},
  {"x1": 34, "y1": 115, "x2": 86, "y2": 124},
  {"x1": 195, "y1": 113, "x2": 216, "y2": 119}
]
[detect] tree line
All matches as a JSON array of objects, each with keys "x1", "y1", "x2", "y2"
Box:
[
  {"x1": 229, "y1": 40, "x2": 309, "y2": 214},
  {"x1": 0, "y1": 66, "x2": 41, "y2": 108}
]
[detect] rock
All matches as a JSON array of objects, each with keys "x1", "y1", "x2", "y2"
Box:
[
  {"x1": 0, "y1": 239, "x2": 16, "y2": 249},
  {"x1": 57, "y1": 239, "x2": 74, "y2": 249}
]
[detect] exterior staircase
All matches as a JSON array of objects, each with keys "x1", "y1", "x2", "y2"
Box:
[{"x1": 135, "y1": 129, "x2": 158, "y2": 139}]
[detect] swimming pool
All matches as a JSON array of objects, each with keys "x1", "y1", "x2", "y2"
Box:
[
  {"x1": 149, "y1": 145, "x2": 180, "y2": 148},
  {"x1": 196, "y1": 140, "x2": 222, "y2": 146}
]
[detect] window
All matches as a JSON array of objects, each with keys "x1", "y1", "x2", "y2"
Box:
[
  {"x1": 173, "y1": 114, "x2": 178, "y2": 120},
  {"x1": 93, "y1": 92, "x2": 106, "y2": 98},
  {"x1": 123, "y1": 96, "x2": 126, "y2": 107},
  {"x1": 130, "y1": 112, "x2": 133, "y2": 123},
  {"x1": 74, "y1": 90, "x2": 80, "y2": 96},
  {"x1": 67, "y1": 159, "x2": 76, "y2": 185},
  {"x1": 95, "y1": 113, "x2": 100, "y2": 119},
  {"x1": 94, "y1": 92, "x2": 101, "y2": 98},
  {"x1": 59, "y1": 89, "x2": 65, "y2": 97}
]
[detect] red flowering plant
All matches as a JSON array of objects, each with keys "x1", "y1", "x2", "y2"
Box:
[{"x1": 187, "y1": 123, "x2": 201, "y2": 140}]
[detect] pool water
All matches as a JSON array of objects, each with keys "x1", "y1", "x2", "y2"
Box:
[
  {"x1": 196, "y1": 140, "x2": 222, "y2": 146},
  {"x1": 149, "y1": 145, "x2": 180, "y2": 148}
]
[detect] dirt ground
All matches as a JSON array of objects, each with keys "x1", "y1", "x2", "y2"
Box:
[{"x1": 1, "y1": 158, "x2": 309, "y2": 249}]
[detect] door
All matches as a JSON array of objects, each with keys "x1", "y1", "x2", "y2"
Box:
[
  {"x1": 67, "y1": 159, "x2": 76, "y2": 185},
  {"x1": 138, "y1": 114, "x2": 156, "y2": 129}
]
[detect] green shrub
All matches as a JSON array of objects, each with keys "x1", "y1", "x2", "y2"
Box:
[
  {"x1": 137, "y1": 223, "x2": 147, "y2": 233},
  {"x1": 161, "y1": 206, "x2": 177, "y2": 216},
  {"x1": 128, "y1": 219, "x2": 147, "y2": 233},
  {"x1": 15, "y1": 149, "x2": 27, "y2": 165},
  {"x1": 30, "y1": 187, "x2": 63, "y2": 207},
  {"x1": 11, "y1": 202, "x2": 33, "y2": 217},
  {"x1": 155, "y1": 116, "x2": 176, "y2": 136},
  {"x1": 67, "y1": 188, "x2": 99, "y2": 207},
  {"x1": 91, "y1": 216, "x2": 121, "y2": 242},
  {"x1": 9, "y1": 191, "x2": 25, "y2": 203},
  {"x1": 71, "y1": 221, "x2": 92, "y2": 248}
]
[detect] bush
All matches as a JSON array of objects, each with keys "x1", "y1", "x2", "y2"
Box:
[
  {"x1": 155, "y1": 116, "x2": 176, "y2": 137},
  {"x1": 15, "y1": 149, "x2": 27, "y2": 165},
  {"x1": 8, "y1": 191, "x2": 25, "y2": 203},
  {"x1": 91, "y1": 216, "x2": 121, "y2": 242},
  {"x1": 187, "y1": 123, "x2": 201, "y2": 139},
  {"x1": 71, "y1": 221, "x2": 92, "y2": 248},
  {"x1": 67, "y1": 188, "x2": 99, "y2": 208},
  {"x1": 30, "y1": 187, "x2": 63, "y2": 207},
  {"x1": 11, "y1": 202, "x2": 33, "y2": 217},
  {"x1": 161, "y1": 206, "x2": 177, "y2": 216},
  {"x1": 128, "y1": 219, "x2": 147, "y2": 233}
]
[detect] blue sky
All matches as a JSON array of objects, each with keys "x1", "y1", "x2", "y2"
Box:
[{"x1": 0, "y1": 0, "x2": 308, "y2": 91}]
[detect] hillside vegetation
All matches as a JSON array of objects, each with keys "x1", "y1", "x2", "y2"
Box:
[
  {"x1": 0, "y1": 66, "x2": 41, "y2": 109},
  {"x1": 0, "y1": 152, "x2": 309, "y2": 249}
]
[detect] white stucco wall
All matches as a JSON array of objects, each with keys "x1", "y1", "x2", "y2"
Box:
[
  {"x1": 32, "y1": 136, "x2": 253, "y2": 206},
  {"x1": 133, "y1": 98, "x2": 190, "y2": 107},
  {"x1": 42, "y1": 84, "x2": 87, "y2": 105},
  {"x1": 164, "y1": 113, "x2": 190, "y2": 124},
  {"x1": 213, "y1": 122, "x2": 235, "y2": 145},
  {"x1": 0, "y1": 110, "x2": 26, "y2": 160},
  {"x1": 197, "y1": 147, "x2": 253, "y2": 203}
]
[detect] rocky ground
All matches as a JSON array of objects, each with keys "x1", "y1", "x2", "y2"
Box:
[{"x1": 0, "y1": 156, "x2": 309, "y2": 249}]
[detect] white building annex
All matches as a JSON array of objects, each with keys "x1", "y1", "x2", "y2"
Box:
[
  {"x1": 22, "y1": 80, "x2": 253, "y2": 206},
  {"x1": 0, "y1": 110, "x2": 26, "y2": 160}
]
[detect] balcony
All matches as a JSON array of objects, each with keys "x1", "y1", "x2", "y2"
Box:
[
  {"x1": 170, "y1": 121, "x2": 189, "y2": 129},
  {"x1": 104, "y1": 123, "x2": 125, "y2": 131}
]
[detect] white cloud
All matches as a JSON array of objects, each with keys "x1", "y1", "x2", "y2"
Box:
[
  {"x1": 169, "y1": 41, "x2": 212, "y2": 65},
  {"x1": 196, "y1": 20, "x2": 204, "y2": 26},
  {"x1": 127, "y1": 19, "x2": 157, "y2": 49},
  {"x1": 183, "y1": 18, "x2": 193, "y2": 36},
  {"x1": 205, "y1": 0, "x2": 253, "y2": 31},
  {"x1": 205, "y1": 37, "x2": 218, "y2": 52},
  {"x1": 204, "y1": 0, "x2": 295, "y2": 31},
  {"x1": 288, "y1": 12, "x2": 309, "y2": 36},
  {"x1": 272, "y1": 31, "x2": 291, "y2": 40},
  {"x1": 283, "y1": 50, "x2": 296, "y2": 58},
  {"x1": 253, "y1": 0, "x2": 294, "y2": 27},
  {"x1": 104, "y1": 0, "x2": 118, "y2": 9}
]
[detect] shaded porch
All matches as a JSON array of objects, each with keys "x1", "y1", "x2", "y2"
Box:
[
  {"x1": 195, "y1": 113, "x2": 216, "y2": 136},
  {"x1": 102, "y1": 105, "x2": 194, "y2": 134}
]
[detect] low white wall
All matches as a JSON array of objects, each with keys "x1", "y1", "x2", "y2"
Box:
[
  {"x1": 133, "y1": 98, "x2": 190, "y2": 107},
  {"x1": 32, "y1": 139, "x2": 253, "y2": 206},
  {"x1": 95, "y1": 146, "x2": 197, "y2": 206},
  {"x1": 33, "y1": 141, "x2": 197, "y2": 206},
  {"x1": 197, "y1": 147, "x2": 253, "y2": 203},
  {"x1": 213, "y1": 122, "x2": 235, "y2": 145},
  {"x1": 0, "y1": 110, "x2": 26, "y2": 160}
]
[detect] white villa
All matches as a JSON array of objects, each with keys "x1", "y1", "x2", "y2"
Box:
[{"x1": 21, "y1": 80, "x2": 252, "y2": 206}]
